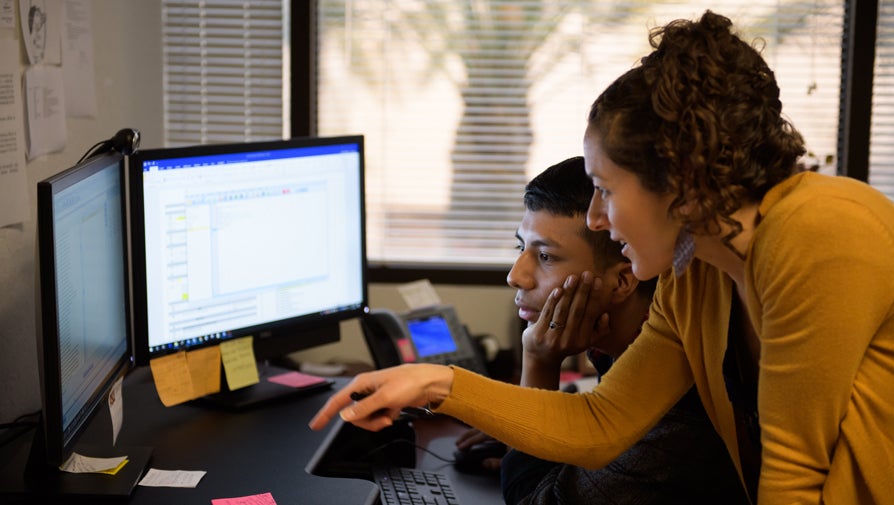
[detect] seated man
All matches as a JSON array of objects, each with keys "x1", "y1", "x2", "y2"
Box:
[{"x1": 456, "y1": 156, "x2": 747, "y2": 504}]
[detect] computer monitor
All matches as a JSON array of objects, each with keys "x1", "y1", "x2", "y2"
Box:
[
  {"x1": 128, "y1": 135, "x2": 368, "y2": 405},
  {"x1": 31, "y1": 151, "x2": 151, "y2": 497}
]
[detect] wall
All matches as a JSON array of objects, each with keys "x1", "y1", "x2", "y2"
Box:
[
  {"x1": 0, "y1": 0, "x2": 163, "y2": 422},
  {"x1": 0, "y1": 1, "x2": 521, "y2": 423}
]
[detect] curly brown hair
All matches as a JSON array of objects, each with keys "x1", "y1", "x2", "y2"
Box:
[{"x1": 588, "y1": 10, "x2": 805, "y2": 242}]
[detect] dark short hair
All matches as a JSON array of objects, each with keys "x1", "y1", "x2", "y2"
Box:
[
  {"x1": 525, "y1": 157, "x2": 622, "y2": 271},
  {"x1": 524, "y1": 157, "x2": 656, "y2": 297}
]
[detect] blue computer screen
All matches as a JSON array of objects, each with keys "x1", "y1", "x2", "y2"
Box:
[{"x1": 406, "y1": 315, "x2": 457, "y2": 358}]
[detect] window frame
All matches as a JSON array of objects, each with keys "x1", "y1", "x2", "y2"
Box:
[
  {"x1": 293, "y1": 0, "x2": 880, "y2": 286},
  {"x1": 839, "y1": 0, "x2": 878, "y2": 182}
]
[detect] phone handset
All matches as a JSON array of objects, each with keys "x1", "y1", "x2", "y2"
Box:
[{"x1": 360, "y1": 308, "x2": 412, "y2": 369}]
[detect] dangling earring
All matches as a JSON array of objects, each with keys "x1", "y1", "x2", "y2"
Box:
[{"x1": 673, "y1": 228, "x2": 695, "y2": 277}]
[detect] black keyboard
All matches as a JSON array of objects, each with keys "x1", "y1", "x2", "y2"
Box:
[{"x1": 373, "y1": 467, "x2": 461, "y2": 505}]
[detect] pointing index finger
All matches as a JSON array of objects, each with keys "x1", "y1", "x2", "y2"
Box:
[{"x1": 309, "y1": 386, "x2": 354, "y2": 430}]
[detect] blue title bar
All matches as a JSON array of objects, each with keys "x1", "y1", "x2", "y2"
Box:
[{"x1": 142, "y1": 142, "x2": 360, "y2": 172}]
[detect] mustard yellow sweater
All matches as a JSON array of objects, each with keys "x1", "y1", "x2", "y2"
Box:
[{"x1": 438, "y1": 172, "x2": 894, "y2": 505}]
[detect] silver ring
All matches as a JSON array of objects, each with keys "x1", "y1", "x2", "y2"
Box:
[{"x1": 549, "y1": 321, "x2": 563, "y2": 329}]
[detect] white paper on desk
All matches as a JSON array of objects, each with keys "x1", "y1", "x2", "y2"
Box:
[
  {"x1": 108, "y1": 375, "x2": 124, "y2": 446},
  {"x1": 61, "y1": 0, "x2": 95, "y2": 117},
  {"x1": 397, "y1": 279, "x2": 442, "y2": 309},
  {"x1": 0, "y1": 40, "x2": 29, "y2": 228},
  {"x1": 23, "y1": 64, "x2": 66, "y2": 159},
  {"x1": 138, "y1": 468, "x2": 207, "y2": 488},
  {"x1": 59, "y1": 453, "x2": 128, "y2": 474}
]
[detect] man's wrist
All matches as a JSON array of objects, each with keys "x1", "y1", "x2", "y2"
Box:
[
  {"x1": 522, "y1": 350, "x2": 564, "y2": 372},
  {"x1": 520, "y1": 352, "x2": 564, "y2": 389}
]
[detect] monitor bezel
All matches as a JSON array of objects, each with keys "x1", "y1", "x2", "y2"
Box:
[
  {"x1": 35, "y1": 151, "x2": 133, "y2": 469},
  {"x1": 127, "y1": 135, "x2": 369, "y2": 367}
]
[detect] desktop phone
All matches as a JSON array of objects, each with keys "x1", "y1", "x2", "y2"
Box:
[{"x1": 360, "y1": 305, "x2": 488, "y2": 375}]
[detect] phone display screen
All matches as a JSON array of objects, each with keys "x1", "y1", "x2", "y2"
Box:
[{"x1": 406, "y1": 315, "x2": 458, "y2": 357}]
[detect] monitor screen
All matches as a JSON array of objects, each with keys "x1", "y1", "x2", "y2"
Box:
[
  {"x1": 128, "y1": 135, "x2": 367, "y2": 366},
  {"x1": 35, "y1": 151, "x2": 132, "y2": 468}
]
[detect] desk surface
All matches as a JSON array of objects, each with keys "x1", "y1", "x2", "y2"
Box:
[{"x1": 0, "y1": 367, "x2": 501, "y2": 504}]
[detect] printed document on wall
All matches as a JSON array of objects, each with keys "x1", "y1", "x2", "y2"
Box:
[
  {"x1": 19, "y1": 0, "x2": 62, "y2": 65},
  {"x1": 0, "y1": 39, "x2": 29, "y2": 227},
  {"x1": 62, "y1": 0, "x2": 95, "y2": 117},
  {"x1": 23, "y1": 64, "x2": 66, "y2": 159},
  {"x1": 1, "y1": 0, "x2": 15, "y2": 29}
]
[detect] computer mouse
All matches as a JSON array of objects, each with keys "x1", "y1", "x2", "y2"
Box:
[{"x1": 452, "y1": 440, "x2": 507, "y2": 474}]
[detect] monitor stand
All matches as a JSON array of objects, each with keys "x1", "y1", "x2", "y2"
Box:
[
  {"x1": 197, "y1": 361, "x2": 334, "y2": 411},
  {"x1": 24, "y1": 423, "x2": 153, "y2": 500}
]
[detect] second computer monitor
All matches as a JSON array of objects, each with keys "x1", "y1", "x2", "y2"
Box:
[
  {"x1": 36, "y1": 151, "x2": 132, "y2": 469},
  {"x1": 129, "y1": 135, "x2": 368, "y2": 367},
  {"x1": 33, "y1": 151, "x2": 152, "y2": 498}
]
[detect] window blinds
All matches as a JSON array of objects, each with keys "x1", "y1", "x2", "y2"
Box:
[
  {"x1": 870, "y1": 0, "x2": 894, "y2": 197},
  {"x1": 162, "y1": 0, "x2": 289, "y2": 147},
  {"x1": 316, "y1": 1, "x2": 845, "y2": 267}
]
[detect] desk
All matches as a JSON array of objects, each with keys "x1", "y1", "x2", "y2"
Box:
[{"x1": 0, "y1": 367, "x2": 501, "y2": 504}]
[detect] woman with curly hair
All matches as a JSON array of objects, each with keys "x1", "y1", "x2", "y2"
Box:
[{"x1": 311, "y1": 11, "x2": 894, "y2": 504}]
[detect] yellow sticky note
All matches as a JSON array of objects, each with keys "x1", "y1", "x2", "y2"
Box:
[
  {"x1": 98, "y1": 458, "x2": 130, "y2": 475},
  {"x1": 220, "y1": 336, "x2": 259, "y2": 390},
  {"x1": 187, "y1": 345, "x2": 222, "y2": 397},
  {"x1": 149, "y1": 352, "x2": 196, "y2": 407}
]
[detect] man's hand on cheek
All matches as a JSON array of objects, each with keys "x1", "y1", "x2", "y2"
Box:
[{"x1": 523, "y1": 272, "x2": 606, "y2": 361}]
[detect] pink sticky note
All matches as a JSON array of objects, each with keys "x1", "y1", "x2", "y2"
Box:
[
  {"x1": 559, "y1": 370, "x2": 583, "y2": 384},
  {"x1": 211, "y1": 492, "x2": 277, "y2": 505},
  {"x1": 267, "y1": 371, "x2": 328, "y2": 389}
]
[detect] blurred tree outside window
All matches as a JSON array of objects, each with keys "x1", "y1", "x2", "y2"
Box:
[{"x1": 316, "y1": 1, "x2": 845, "y2": 267}]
